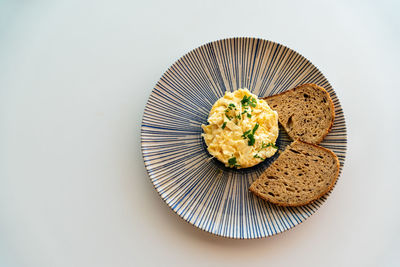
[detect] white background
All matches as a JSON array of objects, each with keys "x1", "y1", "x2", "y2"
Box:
[{"x1": 1, "y1": 1, "x2": 399, "y2": 266}]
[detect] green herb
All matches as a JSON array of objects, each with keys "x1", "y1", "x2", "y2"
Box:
[
  {"x1": 236, "y1": 114, "x2": 241, "y2": 120},
  {"x1": 261, "y1": 141, "x2": 267, "y2": 149},
  {"x1": 252, "y1": 123, "x2": 259, "y2": 134},
  {"x1": 228, "y1": 103, "x2": 236, "y2": 110},
  {"x1": 228, "y1": 157, "x2": 239, "y2": 167},
  {"x1": 225, "y1": 114, "x2": 232, "y2": 120},
  {"x1": 270, "y1": 143, "x2": 278, "y2": 149},
  {"x1": 222, "y1": 122, "x2": 227, "y2": 129},
  {"x1": 241, "y1": 130, "x2": 251, "y2": 139},
  {"x1": 260, "y1": 141, "x2": 278, "y2": 151},
  {"x1": 241, "y1": 95, "x2": 257, "y2": 108},
  {"x1": 241, "y1": 95, "x2": 250, "y2": 106},
  {"x1": 250, "y1": 97, "x2": 257, "y2": 108},
  {"x1": 240, "y1": 123, "x2": 260, "y2": 146},
  {"x1": 254, "y1": 154, "x2": 265, "y2": 161},
  {"x1": 241, "y1": 123, "x2": 258, "y2": 146},
  {"x1": 242, "y1": 109, "x2": 252, "y2": 118},
  {"x1": 247, "y1": 134, "x2": 255, "y2": 146}
]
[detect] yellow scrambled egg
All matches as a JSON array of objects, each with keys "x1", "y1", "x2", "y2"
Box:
[{"x1": 202, "y1": 89, "x2": 279, "y2": 168}]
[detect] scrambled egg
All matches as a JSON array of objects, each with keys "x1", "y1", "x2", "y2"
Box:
[{"x1": 202, "y1": 89, "x2": 279, "y2": 168}]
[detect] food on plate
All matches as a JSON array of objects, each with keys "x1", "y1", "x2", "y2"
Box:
[
  {"x1": 202, "y1": 89, "x2": 279, "y2": 168},
  {"x1": 249, "y1": 140, "x2": 339, "y2": 206},
  {"x1": 263, "y1": 83, "x2": 334, "y2": 144}
]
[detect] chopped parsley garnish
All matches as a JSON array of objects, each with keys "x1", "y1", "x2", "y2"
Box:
[
  {"x1": 257, "y1": 141, "x2": 278, "y2": 152},
  {"x1": 270, "y1": 143, "x2": 278, "y2": 149},
  {"x1": 242, "y1": 109, "x2": 252, "y2": 118},
  {"x1": 241, "y1": 123, "x2": 259, "y2": 146},
  {"x1": 225, "y1": 104, "x2": 237, "y2": 121},
  {"x1": 241, "y1": 130, "x2": 251, "y2": 138},
  {"x1": 252, "y1": 123, "x2": 259, "y2": 134},
  {"x1": 261, "y1": 141, "x2": 268, "y2": 149},
  {"x1": 228, "y1": 157, "x2": 239, "y2": 167},
  {"x1": 261, "y1": 141, "x2": 278, "y2": 150},
  {"x1": 254, "y1": 154, "x2": 265, "y2": 161},
  {"x1": 236, "y1": 114, "x2": 241, "y2": 120},
  {"x1": 253, "y1": 142, "x2": 278, "y2": 161},
  {"x1": 241, "y1": 95, "x2": 250, "y2": 106},
  {"x1": 241, "y1": 95, "x2": 257, "y2": 108},
  {"x1": 249, "y1": 97, "x2": 257, "y2": 108},
  {"x1": 222, "y1": 122, "x2": 227, "y2": 129},
  {"x1": 247, "y1": 134, "x2": 255, "y2": 146}
]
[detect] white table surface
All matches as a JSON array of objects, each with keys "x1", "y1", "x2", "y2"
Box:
[{"x1": 1, "y1": 1, "x2": 399, "y2": 266}]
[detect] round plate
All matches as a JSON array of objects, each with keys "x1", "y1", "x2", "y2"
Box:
[{"x1": 141, "y1": 38, "x2": 347, "y2": 239}]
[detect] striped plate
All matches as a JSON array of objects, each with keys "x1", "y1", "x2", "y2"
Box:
[{"x1": 141, "y1": 38, "x2": 346, "y2": 239}]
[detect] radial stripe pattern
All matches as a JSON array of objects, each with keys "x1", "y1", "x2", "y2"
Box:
[{"x1": 141, "y1": 38, "x2": 347, "y2": 239}]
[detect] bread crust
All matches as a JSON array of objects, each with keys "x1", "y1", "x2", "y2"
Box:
[
  {"x1": 262, "y1": 83, "x2": 335, "y2": 144},
  {"x1": 249, "y1": 140, "x2": 340, "y2": 207}
]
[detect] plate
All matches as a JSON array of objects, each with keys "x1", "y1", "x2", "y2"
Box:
[{"x1": 141, "y1": 38, "x2": 347, "y2": 239}]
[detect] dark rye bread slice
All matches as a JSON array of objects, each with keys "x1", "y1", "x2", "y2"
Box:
[
  {"x1": 249, "y1": 140, "x2": 339, "y2": 206},
  {"x1": 263, "y1": 84, "x2": 335, "y2": 144}
]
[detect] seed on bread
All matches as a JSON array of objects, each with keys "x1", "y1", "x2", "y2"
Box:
[
  {"x1": 249, "y1": 140, "x2": 339, "y2": 206},
  {"x1": 263, "y1": 83, "x2": 334, "y2": 144}
]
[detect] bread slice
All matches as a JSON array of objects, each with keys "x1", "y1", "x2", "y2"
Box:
[
  {"x1": 263, "y1": 84, "x2": 334, "y2": 144},
  {"x1": 249, "y1": 140, "x2": 339, "y2": 206}
]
